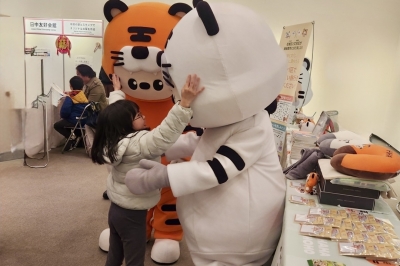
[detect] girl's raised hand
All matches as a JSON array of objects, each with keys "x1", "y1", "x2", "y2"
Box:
[
  {"x1": 179, "y1": 74, "x2": 205, "y2": 108},
  {"x1": 112, "y1": 74, "x2": 121, "y2": 91}
]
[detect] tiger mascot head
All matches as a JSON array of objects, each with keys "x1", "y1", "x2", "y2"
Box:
[{"x1": 102, "y1": 1, "x2": 191, "y2": 102}]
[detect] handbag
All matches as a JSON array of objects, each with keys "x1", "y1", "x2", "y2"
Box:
[{"x1": 85, "y1": 101, "x2": 100, "y2": 128}]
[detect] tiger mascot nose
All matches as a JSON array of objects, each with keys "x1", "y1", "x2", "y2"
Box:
[{"x1": 131, "y1": 46, "x2": 150, "y2": 60}]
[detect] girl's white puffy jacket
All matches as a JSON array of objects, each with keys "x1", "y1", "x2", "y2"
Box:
[{"x1": 105, "y1": 90, "x2": 193, "y2": 210}]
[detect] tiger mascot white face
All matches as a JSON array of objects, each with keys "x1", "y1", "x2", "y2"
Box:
[{"x1": 159, "y1": 0, "x2": 287, "y2": 128}]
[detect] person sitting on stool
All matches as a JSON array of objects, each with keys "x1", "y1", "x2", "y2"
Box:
[{"x1": 54, "y1": 76, "x2": 88, "y2": 151}]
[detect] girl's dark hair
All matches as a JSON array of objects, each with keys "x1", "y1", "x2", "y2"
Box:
[
  {"x1": 69, "y1": 76, "x2": 84, "y2": 90},
  {"x1": 76, "y1": 64, "x2": 96, "y2": 78},
  {"x1": 91, "y1": 100, "x2": 140, "y2": 164}
]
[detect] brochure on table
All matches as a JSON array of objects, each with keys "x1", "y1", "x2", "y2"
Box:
[{"x1": 272, "y1": 180, "x2": 400, "y2": 266}]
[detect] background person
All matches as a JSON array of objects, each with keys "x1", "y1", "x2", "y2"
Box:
[
  {"x1": 76, "y1": 64, "x2": 108, "y2": 111},
  {"x1": 54, "y1": 76, "x2": 88, "y2": 151}
]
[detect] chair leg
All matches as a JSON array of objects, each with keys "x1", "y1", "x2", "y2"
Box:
[
  {"x1": 79, "y1": 125, "x2": 88, "y2": 155},
  {"x1": 62, "y1": 131, "x2": 73, "y2": 154},
  {"x1": 82, "y1": 132, "x2": 89, "y2": 155},
  {"x1": 72, "y1": 137, "x2": 81, "y2": 149},
  {"x1": 62, "y1": 129, "x2": 76, "y2": 153}
]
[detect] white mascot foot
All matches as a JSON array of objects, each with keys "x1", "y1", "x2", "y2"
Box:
[
  {"x1": 151, "y1": 239, "x2": 180, "y2": 265},
  {"x1": 99, "y1": 228, "x2": 110, "y2": 252}
]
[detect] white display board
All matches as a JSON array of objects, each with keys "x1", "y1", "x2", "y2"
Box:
[
  {"x1": 25, "y1": 34, "x2": 64, "y2": 105},
  {"x1": 23, "y1": 17, "x2": 103, "y2": 157},
  {"x1": 24, "y1": 18, "x2": 103, "y2": 101},
  {"x1": 63, "y1": 36, "x2": 103, "y2": 90}
]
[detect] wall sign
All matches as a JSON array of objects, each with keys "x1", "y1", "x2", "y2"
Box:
[
  {"x1": 24, "y1": 18, "x2": 63, "y2": 35},
  {"x1": 24, "y1": 18, "x2": 103, "y2": 38},
  {"x1": 74, "y1": 55, "x2": 93, "y2": 67},
  {"x1": 63, "y1": 20, "x2": 103, "y2": 37}
]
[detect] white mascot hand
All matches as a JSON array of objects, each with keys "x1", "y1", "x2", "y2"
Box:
[{"x1": 125, "y1": 159, "x2": 170, "y2": 195}]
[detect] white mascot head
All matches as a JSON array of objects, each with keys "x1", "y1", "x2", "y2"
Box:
[{"x1": 159, "y1": 0, "x2": 287, "y2": 128}]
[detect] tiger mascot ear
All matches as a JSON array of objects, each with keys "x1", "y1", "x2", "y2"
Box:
[
  {"x1": 104, "y1": 0, "x2": 192, "y2": 22},
  {"x1": 169, "y1": 3, "x2": 193, "y2": 18},
  {"x1": 103, "y1": 0, "x2": 129, "y2": 22}
]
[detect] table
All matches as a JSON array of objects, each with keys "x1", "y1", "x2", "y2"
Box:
[{"x1": 271, "y1": 180, "x2": 400, "y2": 266}]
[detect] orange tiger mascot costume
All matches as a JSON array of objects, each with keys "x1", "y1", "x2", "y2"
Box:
[{"x1": 101, "y1": 1, "x2": 191, "y2": 264}]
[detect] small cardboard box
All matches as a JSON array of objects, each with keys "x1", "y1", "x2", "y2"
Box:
[
  {"x1": 317, "y1": 183, "x2": 375, "y2": 210},
  {"x1": 317, "y1": 159, "x2": 380, "y2": 199}
]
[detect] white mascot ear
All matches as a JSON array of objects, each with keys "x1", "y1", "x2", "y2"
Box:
[
  {"x1": 196, "y1": 1, "x2": 219, "y2": 36},
  {"x1": 164, "y1": 2, "x2": 287, "y2": 128}
]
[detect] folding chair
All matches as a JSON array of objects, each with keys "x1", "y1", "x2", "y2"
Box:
[
  {"x1": 83, "y1": 101, "x2": 101, "y2": 157},
  {"x1": 61, "y1": 102, "x2": 99, "y2": 154}
]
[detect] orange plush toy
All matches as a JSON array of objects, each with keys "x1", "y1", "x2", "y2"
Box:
[
  {"x1": 305, "y1": 172, "x2": 319, "y2": 194},
  {"x1": 101, "y1": 1, "x2": 191, "y2": 264},
  {"x1": 331, "y1": 144, "x2": 400, "y2": 180}
]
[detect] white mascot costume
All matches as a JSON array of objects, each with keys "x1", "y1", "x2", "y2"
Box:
[{"x1": 125, "y1": 1, "x2": 287, "y2": 265}]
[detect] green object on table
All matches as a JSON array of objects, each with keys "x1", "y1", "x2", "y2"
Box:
[{"x1": 307, "y1": 259, "x2": 346, "y2": 266}]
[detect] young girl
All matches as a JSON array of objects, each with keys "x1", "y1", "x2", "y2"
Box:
[{"x1": 91, "y1": 73, "x2": 203, "y2": 266}]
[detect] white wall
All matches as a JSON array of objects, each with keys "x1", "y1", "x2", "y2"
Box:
[
  {"x1": 0, "y1": 17, "x2": 25, "y2": 153},
  {"x1": 384, "y1": 34, "x2": 400, "y2": 150},
  {"x1": 0, "y1": 0, "x2": 400, "y2": 153}
]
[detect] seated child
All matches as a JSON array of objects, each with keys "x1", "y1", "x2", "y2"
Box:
[{"x1": 53, "y1": 76, "x2": 88, "y2": 151}]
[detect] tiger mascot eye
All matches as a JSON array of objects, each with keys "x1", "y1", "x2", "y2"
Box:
[{"x1": 100, "y1": 1, "x2": 191, "y2": 264}]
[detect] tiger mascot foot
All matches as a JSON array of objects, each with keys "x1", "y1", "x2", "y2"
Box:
[
  {"x1": 99, "y1": 228, "x2": 110, "y2": 252},
  {"x1": 151, "y1": 239, "x2": 180, "y2": 265}
]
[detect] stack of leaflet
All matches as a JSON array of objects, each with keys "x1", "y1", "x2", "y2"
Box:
[{"x1": 290, "y1": 131, "x2": 318, "y2": 160}]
